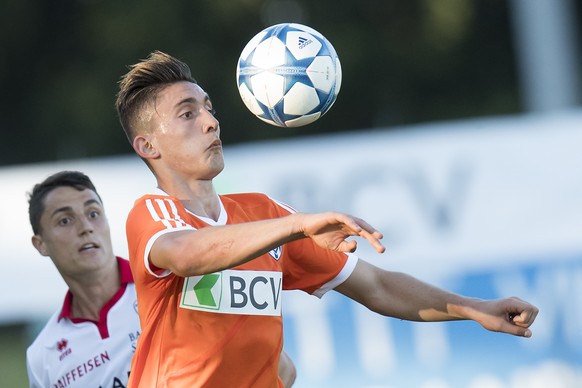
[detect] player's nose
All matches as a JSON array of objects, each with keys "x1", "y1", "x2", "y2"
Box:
[
  {"x1": 77, "y1": 217, "x2": 94, "y2": 235},
  {"x1": 203, "y1": 110, "x2": 219, "y2": 133}
]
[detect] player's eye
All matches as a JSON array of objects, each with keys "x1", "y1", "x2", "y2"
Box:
[
  {"x1": 89, "y1": 210, "x2": 100, "y2": 219},
  {"x1": 180, "y1": 111, "x2": 193, "y2": 119},
  {"x1": 204, "y1": 103, "x2": 216, "y2": 115},
  {"x1": 57, "y1": 217, "x2": 72, "y2": 226}
]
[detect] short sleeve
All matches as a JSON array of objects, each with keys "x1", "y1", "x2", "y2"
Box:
[
  {"x1": 281, "y1": 239, "x2": 358, "y2": 297},
  {"x1": 26, "y1": 345, "x2": 44, "y2": 388},
  {"x1": 126, "y1": 196, "x2": 195, "y2": 278}
]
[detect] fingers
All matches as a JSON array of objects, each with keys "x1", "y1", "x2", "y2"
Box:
[
  {"x1": 501, "y1": 300, "x2": 539, "y2": 337},
  {"x1": 358, "y1": 229, "x2": 386, "y2": 253},
  {"x1": 509, "y1": 304, "x2": 539, "y2": 329},
  {"x1": 510, "y1": 310, "x2": 536, "y2": 327},
  {"x1": 338, "y1": 240, "x2": 358, "y2": 253},
  {"x1": 484, "y1": 314, "x2": 533, "y2": 338},
  {"x1": 353, "y1": 217, "x2": 385, "y2": 254},
  {"x1": 335, "y1": 213, "x2": 364, "y2": 234},
  {"x1": 308, "y1": 212, "x2": 386, "y2": 254},
  {"x1": 476, "y1": 298, "x2": 538, "y2": 338},
  {"x1": 499, "y1": 319, "x2": 533, "y2": 338},
  {"x1": 337, "y1": 214, "x2": 384, "y2": 250},
  {"x1": 507, "y1": 297, "x2": 539, "y2": 321},
  {"x1": 506, "y1": 323, "x2": 532, "y2": 338}
]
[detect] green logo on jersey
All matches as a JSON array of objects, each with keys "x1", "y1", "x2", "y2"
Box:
[
  {"x1": 181, "y1": 273, "x2": 223, "y2": 311},
  {"x1": 193, "y1": 274, "x2": 220, "y2": 307}
]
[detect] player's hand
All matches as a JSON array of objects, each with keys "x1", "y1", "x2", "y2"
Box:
[
  {"x1": 298, "y1": 212, "x2": 385, "y2": 254},
  {"x1": 470, "y1": 297, "x2": 539, "y2": 337}
]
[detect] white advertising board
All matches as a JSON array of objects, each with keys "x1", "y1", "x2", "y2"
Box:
[{"x1": 1, "y1": 111, "x2": 581, "y2": 387}]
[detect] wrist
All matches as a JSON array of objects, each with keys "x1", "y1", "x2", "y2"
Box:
[
  {"x1": 285, "y1": 213, "x2": 308, "y2": 241},
  {"x1": 448, "y1": 297, "x2": 482, "y2": 320}
]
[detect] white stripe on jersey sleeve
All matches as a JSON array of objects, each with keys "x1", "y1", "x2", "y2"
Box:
[
  {"x1": 269, "y1": 196, "x2": 297, "y2": 214},
  {"x1": 312, "y1": 253, "x2": 359, "y2": 298},
  {"x1": 146, "y1": 198, "x2": 189, "y2": 229},
  {"x1": 163, "y1": 198, "x2": 189, "y2": 227},
  {"x1": 142, "y1": 227, "x2": 195, "y2": 278},
  {"x1": 154, "y1": 198, "x2": 174, "y2": 227},
  {"x1": 268, "y1": 196, "x2": 358, "y2": 298},
  {"x1": 143, "y1": 197, "x2": 195, "y2": 277}
]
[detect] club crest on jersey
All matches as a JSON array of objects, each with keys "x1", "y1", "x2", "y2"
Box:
[
  {"x1": 269, "y1": 246, "x2": 282, "y2": 260},
  {"x1": 180, "y1": 270, "x2": 282, "y2": 316}
]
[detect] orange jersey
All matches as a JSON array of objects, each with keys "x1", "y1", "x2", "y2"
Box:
[{"x1": 126, "y1": 190, "x2": 357, "y2": 388}]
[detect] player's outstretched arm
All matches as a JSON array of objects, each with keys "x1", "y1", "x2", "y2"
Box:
[
  {"x1": 334, "y1": 260, "x2": 538, "y2": 338},
  {"x1": 150, "y1": 212, "x2": 385, "y2": 276}
]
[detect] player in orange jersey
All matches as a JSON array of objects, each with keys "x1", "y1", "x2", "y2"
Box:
[
  {"x1": 115, "y1": 51, "x2": 538, "y2": 388},
  {"x1": 25, "y1": 170, "x2": 296, "y2": 388}
]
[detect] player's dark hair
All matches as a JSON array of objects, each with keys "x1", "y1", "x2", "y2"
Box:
[
  {"x1": 115, "y1": 50, "x2": 197, "y2": 143},
  {"x1": 28, "y1": 170, "x2": 101, "y2": 235}
]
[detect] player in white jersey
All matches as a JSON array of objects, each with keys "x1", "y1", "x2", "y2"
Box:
[
  {"x1": 25, "y1": 171, "x2": 140, "y2": 388},
  {"x1": 24, "y1": 170, "x2": 296, "y2": 388},
  {"x1": 26, "y1": 260, "x2": 139, "y2": 388}
]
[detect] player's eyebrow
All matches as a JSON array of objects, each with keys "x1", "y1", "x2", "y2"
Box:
[
  {"x1": 49, "y1": 199, "x2": 101, "y2": 217},
  {"x1": 175, "y1": 94, "x2": 211, "y2": 109},
  {"x1": 50, "y1": 206, "x2": 73, "y2": 217},
  {"x1": 83, "y1": 199, "x2": 101, "y2": 208}
]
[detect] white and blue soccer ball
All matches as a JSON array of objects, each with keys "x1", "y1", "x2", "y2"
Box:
[{"x1": 236, "y1": 23, "x2": 342, "y2": 127}]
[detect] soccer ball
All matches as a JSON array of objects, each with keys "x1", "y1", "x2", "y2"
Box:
[{"x1": 236, "y1": 23, "x2": 342, "y2": 127}]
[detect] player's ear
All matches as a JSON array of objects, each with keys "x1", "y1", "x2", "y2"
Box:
[
  {"x1": 133, "y1": 135, "x2": 160, "y2": 160},
  {"x1": 31, "y1": 235, "x2": 49, "y2": 257}
]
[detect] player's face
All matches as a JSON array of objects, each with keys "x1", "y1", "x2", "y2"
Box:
[
  {"x1": 150, "y1": 81, "x2": 224, "y2": 179},
  {"x1": 32, "y1": 187, "x2": 115, "y2": 277}
]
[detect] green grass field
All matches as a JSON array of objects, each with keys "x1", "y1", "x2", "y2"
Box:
[{"x1": 0, "y1": 324, "x2": 30, "y2": 387}]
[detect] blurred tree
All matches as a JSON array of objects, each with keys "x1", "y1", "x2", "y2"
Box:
[{"x1": 0, "y1": 0, "x2": 575, "y2": 166}]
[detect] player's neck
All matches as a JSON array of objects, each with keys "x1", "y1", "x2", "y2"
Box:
[
  {"x1": 158, "y1": 178, "x2": 221, "y2": 221},
  {"x1": 67, "y1": 264, "x2": 121, "y2": 321},
  {"x1": 181, "y1": 195, "x2": 221, "y2": 221}
]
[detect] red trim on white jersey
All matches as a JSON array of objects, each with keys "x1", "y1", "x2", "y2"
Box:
[
  {"x1": 57, "y1": 257, "x2": 133, "y2": 339},
  {"x1": 26, "y1": 258, "x2": 140, "y2": 388}
]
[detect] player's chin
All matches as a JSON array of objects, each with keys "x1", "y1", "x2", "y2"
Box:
[{"x1": 205, "y1": 158, "x2": 225, "y2": 176}]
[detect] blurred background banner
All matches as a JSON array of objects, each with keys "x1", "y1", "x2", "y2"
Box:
[
  {"x1": 2, "y1": 112, "x2": 581, "y2": 387},
  {"x1": 1, "y1": 0, "x2": 582, "y2": 386},
  {"x1": 218, "y1": 112, "x2": 582, "y2": 388}
]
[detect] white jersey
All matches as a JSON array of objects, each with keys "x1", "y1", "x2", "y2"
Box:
[{"x1": 26, "y1": 258, "x2": 140, "y2": 388}]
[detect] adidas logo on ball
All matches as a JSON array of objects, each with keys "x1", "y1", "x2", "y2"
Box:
[{"x1": 298, "y1": 36, "x2": 313, "y2": 49}]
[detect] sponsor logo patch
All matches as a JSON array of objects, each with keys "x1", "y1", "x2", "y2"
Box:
[{"x1": 180, "y1": 270, "x2": 282, "y2": 316}]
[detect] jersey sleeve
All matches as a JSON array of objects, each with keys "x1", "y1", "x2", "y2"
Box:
[
  {"x1": 26, "y1": 346, "x2": 43, "y2": 388},
  {"x1": 281, "y1": 239, "x2": 358, "y2": 297},
  {"x1": 267, "y1": 196, "x2": 359, "y2": 297},
  {"x1": 126, "y1": 196, "x2": 195, "y2": 278}
]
